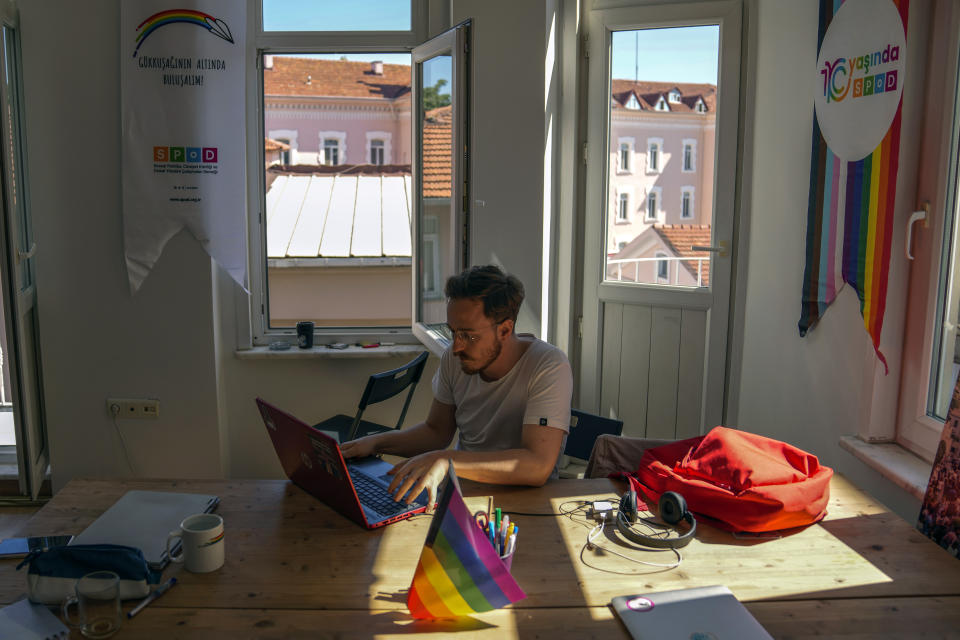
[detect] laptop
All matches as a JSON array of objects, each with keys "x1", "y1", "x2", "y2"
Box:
[
  {"x1": 255, "y1": 398, "x2": 429, "y2": 529},
  {"x1": 611, "y1": 585, "x2": 773, "y2": 640}
]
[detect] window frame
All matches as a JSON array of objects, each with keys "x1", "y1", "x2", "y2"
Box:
[
  {"x1": 682, "y1": 138, "x2": 696, "y2": 172},
  {"x1": 617, "y1": 192, "x2": 630, "y2": 222},
  {"x1": 645, "y1": 187, "x2": 661, "y2": 222},
  {"x1": 647, "y1": 137, "x2": 662, "y2": 174},
  {"x1": 319, "y1": 132, "x2": 346, "y2": 166},
  {"x1": 246, "y1": 0, "x2": 431, "y2": 347},
  {"x1": 366, "y1": 130, "x2": 392, "y2": 165},
  {"x1": 617, "y1": 136, "x2": 634, "y2": 173},
  {"x1": 655, "y1": 250, "x2": 669, "y2": 282},
  {"x1": 680, "y1": 186, "x2": 695, "y2": 220}
]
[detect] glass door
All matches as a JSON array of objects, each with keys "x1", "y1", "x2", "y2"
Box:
[{"x1": 579, "y1": 1, "x2": 741, "y2": 438}]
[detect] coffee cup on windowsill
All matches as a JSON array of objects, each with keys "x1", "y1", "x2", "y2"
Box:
[{"x1": 296, "y1": 321, "x2": 314, "y2": 349}]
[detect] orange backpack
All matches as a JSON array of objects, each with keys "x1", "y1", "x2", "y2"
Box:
[{"x1": 624, "y1": 427, "x2": 833, "y2": 532}]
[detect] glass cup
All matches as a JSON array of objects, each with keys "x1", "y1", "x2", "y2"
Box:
[{"x1": 61, "y1": 570, "x2": 122, "y2": 639}]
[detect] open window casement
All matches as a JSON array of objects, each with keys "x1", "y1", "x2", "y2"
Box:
[{"x1": 411, "y1": 21, "x2": 470, "y2": 357}]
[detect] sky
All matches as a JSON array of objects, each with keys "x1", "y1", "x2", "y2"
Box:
[
  {"x1": 262, "y1": 3, "x2": 717, "y2": 88},
  {"x1": 611, "y1": 26, "x2": 719, "y2": 85},
  {"x1": 262, "y1": 0, "x2": 410, "y2": 32}
]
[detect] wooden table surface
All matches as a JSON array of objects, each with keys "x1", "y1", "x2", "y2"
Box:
[{"x1": 2, "y1": 475, "x2": 960, "y2": 638}]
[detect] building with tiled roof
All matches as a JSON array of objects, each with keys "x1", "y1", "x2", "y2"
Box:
[
  {"x1": 608, "y1": 223, "x2": 712, "y2": 287},
  {"x1": 263, "y1": 56, "x2": 412, "y2": 168},
  {"x1": 607, "y1": 78, "x2": 716, "y2": 262}
]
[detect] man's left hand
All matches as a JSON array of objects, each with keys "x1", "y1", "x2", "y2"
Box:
[{"x1": 387, "y1": 451, "x2": 450, "y2": 512}]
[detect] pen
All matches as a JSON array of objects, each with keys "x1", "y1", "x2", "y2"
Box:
[
  {"x1": 127, "y1": 577, "x2": 177, "y2": 618},
  {"x1": 487, "y1": 496, "x2": 494, "y2": 523},
  {"x1": 488, "y1": 521, "x2": 496, "y2": 549},
  {"x1": 495, "y1": 507, "x2": 502, "y2": 533}
]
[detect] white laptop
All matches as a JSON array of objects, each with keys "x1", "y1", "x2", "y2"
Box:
[{"x1": 611, "y1": 585, "x2": 773, "y2": 640}]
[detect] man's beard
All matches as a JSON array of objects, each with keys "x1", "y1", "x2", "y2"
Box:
[{"x1": 459, "y1": 339, "x2": 502, "y2": 375}]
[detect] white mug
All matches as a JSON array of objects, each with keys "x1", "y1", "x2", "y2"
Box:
[{"x1": 166, "y1": 513, "x2": 224, "y2": 573}]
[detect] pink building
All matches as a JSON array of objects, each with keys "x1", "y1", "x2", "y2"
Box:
[
  {"x1": 263, "y1": 56, "x2": 412, "y2": 167},
  {"x1": 606, "y1": 80, "x2": 716, "y2": 286}
]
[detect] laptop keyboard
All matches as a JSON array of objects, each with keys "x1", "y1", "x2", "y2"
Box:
[{"x1": 350, "y1": 467, "x2": 424, "y2": 517}]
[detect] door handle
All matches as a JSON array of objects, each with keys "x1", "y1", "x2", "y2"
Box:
[
  {"x1": 691, "y1": 241, "x2": 728, "y2": 257},
  {"x1": 16, "y1": 242, "x2": 36, "y2": 263},
  {"x1": 906, "y1": 202, "x2": 929, "y2": 261}
]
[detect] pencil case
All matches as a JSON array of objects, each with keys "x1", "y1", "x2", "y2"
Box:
[{"x1": 16, "y1": 543, "x2": 161, "y2": 604}]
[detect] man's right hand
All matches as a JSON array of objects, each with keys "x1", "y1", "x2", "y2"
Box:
[{"x1": 340, "y1": 436, "x2": 378, "y2": 459}]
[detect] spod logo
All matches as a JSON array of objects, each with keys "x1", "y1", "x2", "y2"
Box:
[
  {"x1": 814, "y1": 0, "x2": 906, "y2": 161},
  {"x1": 154, "y1": 146, "x2": 218, "y2": 163}
]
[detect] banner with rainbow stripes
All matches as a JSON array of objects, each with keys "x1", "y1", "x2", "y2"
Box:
[
  {"x1": 798, "y1": 0, "x2": 909, "y2": 374},
  {"x1": 407, "y1": 467, "x2": 525, "y2": 619}
]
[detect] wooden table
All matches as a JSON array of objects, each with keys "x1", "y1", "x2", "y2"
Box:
[{"x1": 2, "y1": 475, "x2": 960, "y2": 638}]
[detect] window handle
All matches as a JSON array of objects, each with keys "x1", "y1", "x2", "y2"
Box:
[
  {"x1": 906, "y1": 202, "x2": 929, "y2": 261},
  {"x1": 691, "y1": 241, "x2": 727, "y2": 257},
  {"x1": 16, "y1": 242, "x2": 36, "y2": 264}
]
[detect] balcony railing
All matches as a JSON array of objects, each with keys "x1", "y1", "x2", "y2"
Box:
[{"x1": 607, "y1": 255, "x2": 708, "y2": 287}]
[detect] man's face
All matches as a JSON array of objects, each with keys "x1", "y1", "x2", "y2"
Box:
[{"x1": 446, "y1": 298, "x2": 505, "y2": 375}]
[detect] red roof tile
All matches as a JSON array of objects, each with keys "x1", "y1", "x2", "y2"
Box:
[
  {"x1": 263, "y1": 56, "x2": 410, "y2": 99},
  {"x1": 611, "y1": 80, "x2": 716, "y2": 114},
  {"x1": 652, "y1": 224, "x2": 712, "y2": 285},
  {"x1": 422, "y1": 106, "x2": 452, "y2": 198}
]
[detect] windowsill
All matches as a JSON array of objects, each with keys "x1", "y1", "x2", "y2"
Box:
[
  {"x1": 839, "y1": 435, "x2": 931, "y2": 500},
  {"x1": 236, "y1": 344, "x2": 426, "y2": 359}
]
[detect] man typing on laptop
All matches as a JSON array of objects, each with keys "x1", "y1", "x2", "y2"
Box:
[{"x1": 341, "y1": 265, "x2": 573, "y2": 510}]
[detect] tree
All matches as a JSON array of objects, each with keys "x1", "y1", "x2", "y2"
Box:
[{"x1": 422, "y1": 78, "x2": 451, "y2": 111}]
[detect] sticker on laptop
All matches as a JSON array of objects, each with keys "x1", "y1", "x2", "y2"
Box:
[
  {"x1": 308, "y1": 435, "x2": 343, "y2": 480},
  {"x1": 625, "y1": 596, "x2": 654, "y2": 612},
  {"x1": 539, "y1": 418, "x2": 548, "y2": 426}
]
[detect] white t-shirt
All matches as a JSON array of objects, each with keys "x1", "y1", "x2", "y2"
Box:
[{"x1": 432, "y1": 337, "x2": 573, "y2": 476}]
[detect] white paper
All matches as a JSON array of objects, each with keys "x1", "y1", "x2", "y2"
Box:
[{"x1": 120, "y1": 1, "x2": 247, "y2": 293}]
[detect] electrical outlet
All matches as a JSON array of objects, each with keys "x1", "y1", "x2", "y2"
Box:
[{"x1": 106, "y1": 398, "x2": 160, "y2": 419}]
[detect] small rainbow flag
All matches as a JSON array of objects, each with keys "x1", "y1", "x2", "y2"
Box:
[
  {"x1": 407, "y1": 467, "x2": 525, "y2": 619},
  {"x1": 798, "y1": 0, "x2": 909, "y2": 374}
]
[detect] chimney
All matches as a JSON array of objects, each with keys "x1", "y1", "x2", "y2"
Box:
[
  {"x1": 263, "y1": 54, "x2": 274, "y2": 70},
  {"x1": 371, "y1": 60, "x2": 383, "y2": 75}
]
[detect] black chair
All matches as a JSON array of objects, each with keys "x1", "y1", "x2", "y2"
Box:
[
  {"x1": 313, "y1": 351, "x2": 429, "y2": 442},
  {"x1": 564, "y1": 409, "x2": 625, "y2": 461}
]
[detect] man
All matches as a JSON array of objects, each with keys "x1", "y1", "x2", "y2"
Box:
[{"x1": 341, "y1": 265, "x2": 573, "y2": 508}]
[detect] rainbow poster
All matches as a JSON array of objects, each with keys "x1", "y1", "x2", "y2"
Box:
[
  {"x1": 407, "y1": 467, "x2": 525, "y2": 619},
  {"x1": 799, "y1": 0, "x2": 909, "y2": 373},
  {"x1": 121, "y1": 1, "x2": 246, "y2": 294}
]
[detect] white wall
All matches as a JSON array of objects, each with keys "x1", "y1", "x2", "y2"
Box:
[
  {"x1": 19, "y1": 1, "x2": 438, "y2": 489},
  {"x1": 733, "y1": 0, "x2": 930, "y2": 522},
  {"x1": 452, "y1": 0, "x2": 553, "y2": 336}
]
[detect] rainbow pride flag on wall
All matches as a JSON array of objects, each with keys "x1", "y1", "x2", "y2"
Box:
[
  {"x1": 407, "y1": 467, "x2": 525, "y2": 618},
  {"x1": 798, "y1": 0, "x2": 909, "y2": 374}
]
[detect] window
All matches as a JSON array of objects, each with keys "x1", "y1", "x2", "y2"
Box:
[
  {"x1": 421, "y1": 215, "x2": 442, "y2": 298},
  {"x1": 625, "y1": 94, "x2": 641, "y2": 110},
  {"x1": 617, "y1": 138, "x2": 634, "y2": 173},
  {"x1": 696, "y1": 99, "x2": 707, "y2": 113},
  {"x1": 251, "y1": 3, "x2": 447, "y2": 346},
  {"x1": 618, "y1": 193, "x2": 630, "y2": 221},
  {"x1": 655, "y1": 96, "x2": 669, "y2": 111},
  {"x1": 321, "y1": 135, "x2": 343, "y2": 166},
  {"x1": 370, "y1": 140, "x2": 384, "y2": 164},
  {"x1": 645, "y1": 188, "x2": 661, "y2": 221},
  {"x1": 618, "y1": 241, "x2": 628, "y2": 251},
  {"x1": 682, "y1": 139, "x2": 696, "y2": 172},
  {"x1": 669, "y1": 89, "x2": 681, "y2": 103},
  {"x1": 656, "y1": 251, "x2": 669, "y2": 281},
  {"x1": 647, "y1": 138, "x2": 662, "y2": 173},
  {"x1": 267, "y1": 128, "x2": 298, "y2": 164},
  {"x1": 366, "y1": 131, "x2": 392, "y2": 165},
  {"x1": 681, "y1": 187, "x2": 694, "y2": 220},
  {"x1": 275, "y1": 137, "x2": 291, "y2": 165}
]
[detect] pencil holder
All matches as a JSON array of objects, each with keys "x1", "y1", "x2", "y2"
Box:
[{"x1": 500, "y1": 547, "x2": 515, "y2": 571}]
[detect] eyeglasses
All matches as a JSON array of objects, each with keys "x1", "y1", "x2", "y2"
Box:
[{"x1": 448, "y1": 321, "x2": 502, "y2": 344}]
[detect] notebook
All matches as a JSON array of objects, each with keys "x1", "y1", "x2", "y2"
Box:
[
  {"x1": 0, "y1": 599, "x2": 69, "y2": 639},
  {"x1": 70, "y1": 490, "x2": 219, "y2": 569},
  {"x1": 611, "y1": 585, "x2": 773, "y2": 640},
  {"x1": 255, "y1": 397, "x2": 429, "y2": 529}
]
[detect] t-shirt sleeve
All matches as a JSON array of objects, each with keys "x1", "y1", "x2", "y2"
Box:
[
  {"x1": 522, "y1": 348, "x2": 573, "y2": 432},
  {"x1": 432, "y1": 348, "x2": 456, "y2": 405}
]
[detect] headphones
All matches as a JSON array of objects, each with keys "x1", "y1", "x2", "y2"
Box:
[{"x1": 616, "y1": 490, "x2": 697, "y2": 549}]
